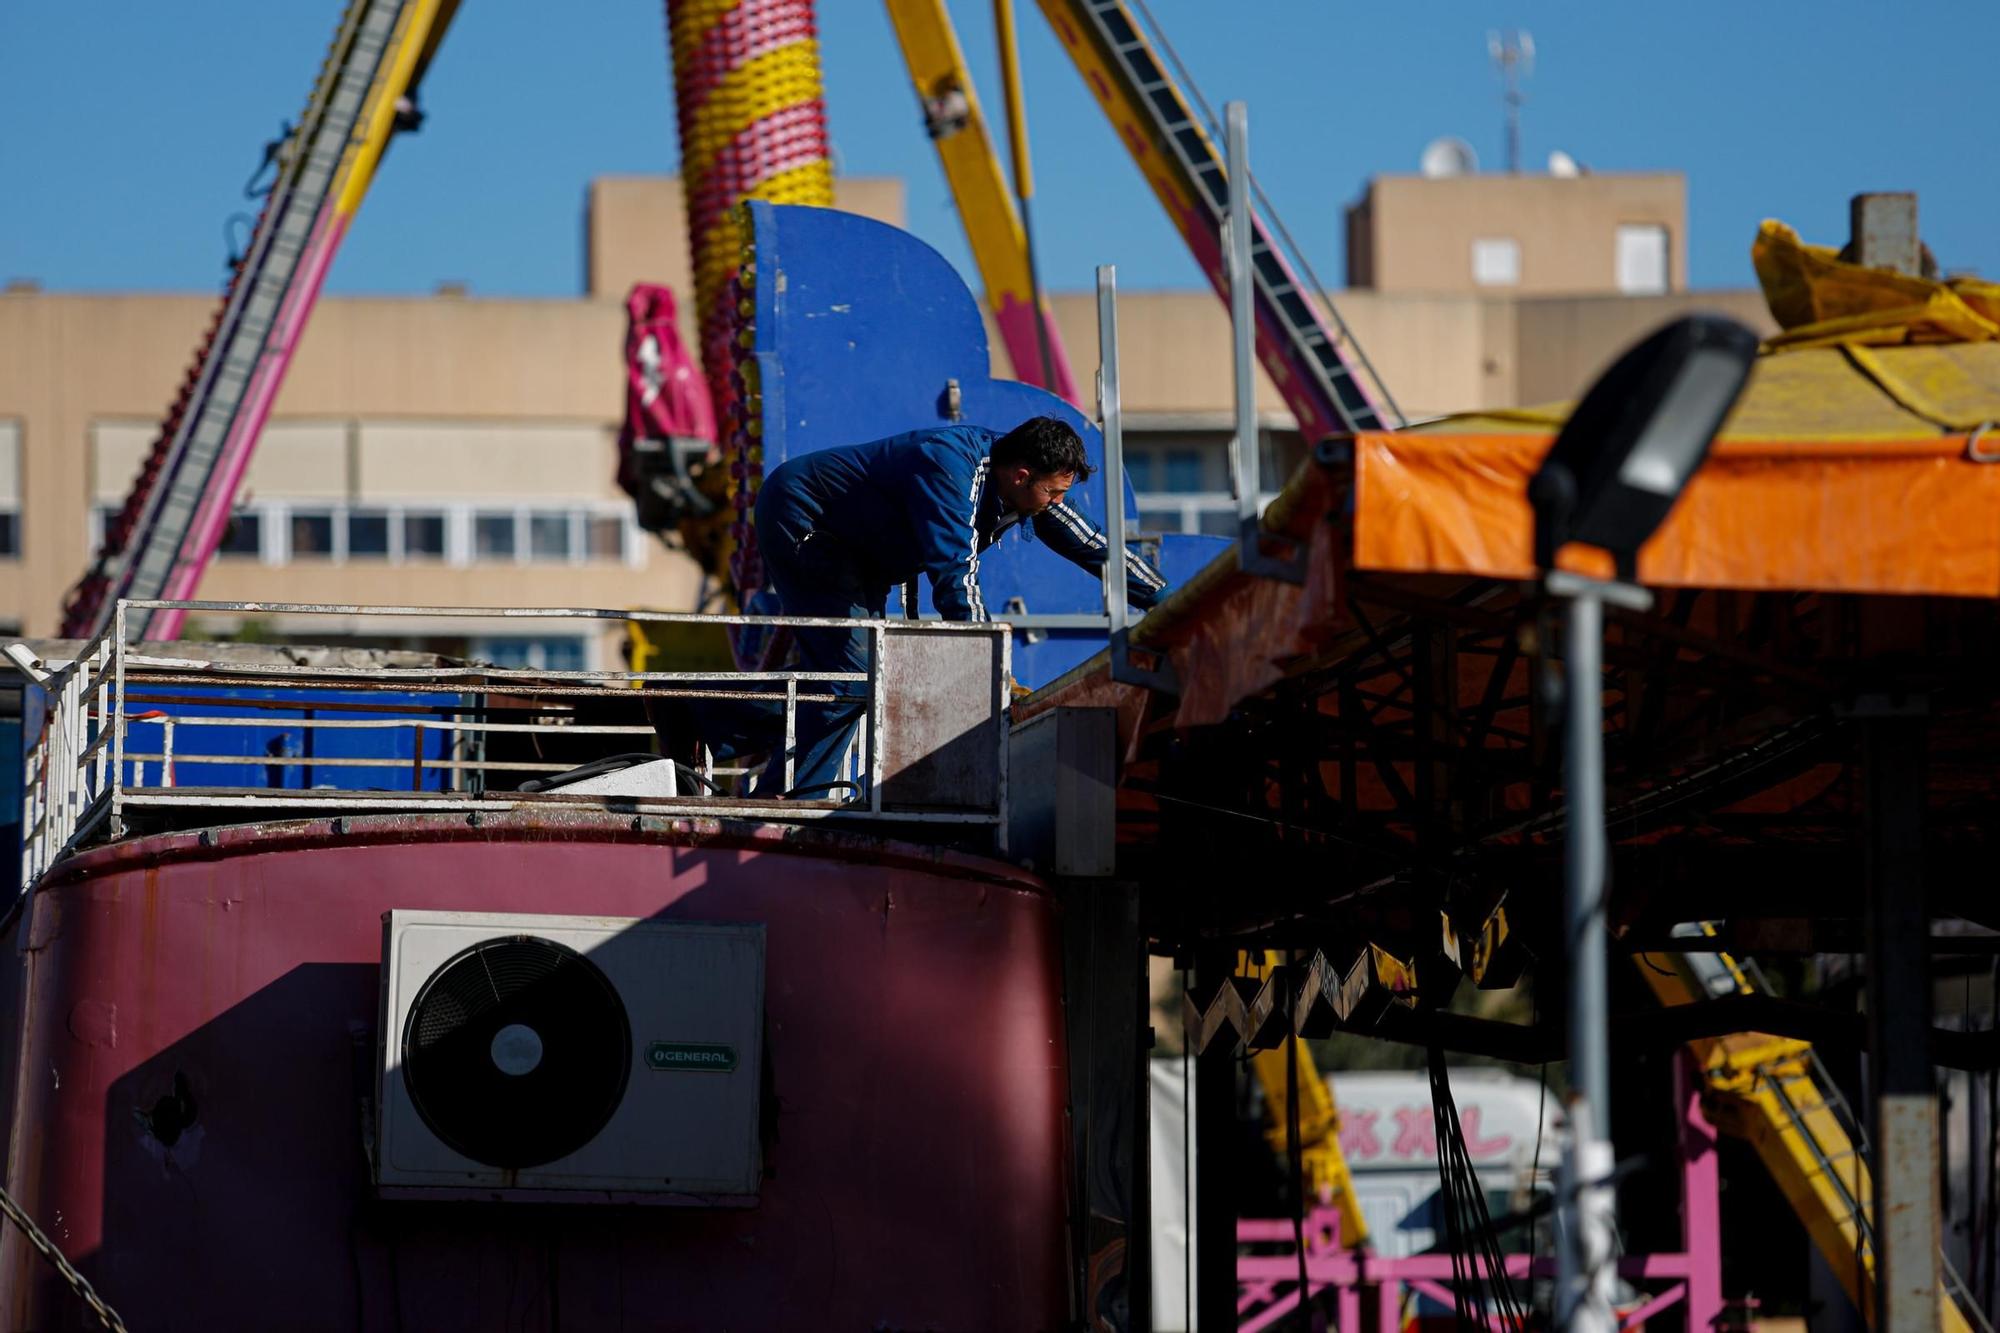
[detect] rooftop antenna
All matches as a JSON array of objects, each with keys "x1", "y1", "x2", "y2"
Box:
[{"x1": 1487, "y1": 29, "x2": 1534, "y2": 175}]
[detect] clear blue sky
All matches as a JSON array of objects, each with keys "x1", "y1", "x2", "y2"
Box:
[{"x1": 5, "y1": 2, "x2": 1996, "y2": 300}]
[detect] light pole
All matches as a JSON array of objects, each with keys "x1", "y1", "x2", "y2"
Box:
[{"x1": 1529, "y1": 314, "x2": 1759, "y2": 1332}]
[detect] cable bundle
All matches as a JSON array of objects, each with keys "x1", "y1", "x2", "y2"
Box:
[{"x1": 1428, "y1": 1047, "x2": 1532, "y2": 1332}]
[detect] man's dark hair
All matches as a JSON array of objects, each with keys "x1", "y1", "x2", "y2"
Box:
[{"x1": 992, "y1": 416, "x2": 1093, "y2": 481}]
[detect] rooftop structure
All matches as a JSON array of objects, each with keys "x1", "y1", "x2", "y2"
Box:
[{"x1": 1346, "y1": 170, "x2": 1687, "y2": 297}]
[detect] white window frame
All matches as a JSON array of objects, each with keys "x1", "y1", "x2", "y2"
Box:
[
  {"x1": 185, "y1": 498, "x2": 646, "y2": 570},
  {"x1": 1615, "y1": 223, "x2": 1670, "y2": 295},
  {"x1": 1471, "y1": 236, "x2": 1522, "y2": 288}
]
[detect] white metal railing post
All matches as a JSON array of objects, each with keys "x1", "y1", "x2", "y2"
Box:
[
  {"x1": 112, "y1": 601, "x2": 128, "y2": 836},
  {"x1": 19, "y1": 723, "x2": 37, "y2": 890},
  {"x1": 92, "y1": 659, "x2": 108, "y2": 796},
  {"x1": 58, "y1": 669, "x2": 75, "y2": 850},
  {"x1": 783, "y1": 678, "x2": 797, "y2": 793},
  {"x1": 1225, "y1": 101, "x2": 1258, "y2": 528},
  {"x1": 868, "y1": 625, "x2": 887, "y2": 813},
  {"x1": 993, "y1": 626, "x2": 1011, "y2": 855},
  {"x1": 1096, "y1": 265, "x2": 1126, "y2": 636}
]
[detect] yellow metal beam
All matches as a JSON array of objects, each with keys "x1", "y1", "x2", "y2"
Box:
[
  {"x1": 882, "y1": 0, "x2": 1070, "y2": 393},
  {"x1": 331, "y1": 0, "x2": 455, "y2": 219},
  {"x1": 1240, "y1": 951, "x2": 1370, "y2": 1247},
  {"x1": 1638, "y1": 947, "x2": 1970, "y2": 1332},
  {"x1": 883, "y1": 0, "x2": 1036, "y2": 308}
]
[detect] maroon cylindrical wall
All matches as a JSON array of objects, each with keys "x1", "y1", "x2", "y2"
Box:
[{"x1": 0, "y1": 813, "x2": 1069, "y2": 1331}]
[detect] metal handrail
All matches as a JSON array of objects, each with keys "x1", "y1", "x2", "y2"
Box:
[
  {"x1": 1695, "y1": 924, "x2": 1993, "y2": 1333},
  {"x1": 17, "y1": 600, "x2": 1013, "y2": 892}
]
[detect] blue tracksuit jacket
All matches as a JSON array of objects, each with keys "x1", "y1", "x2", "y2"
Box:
[{"x1": 757, "y1": 425, "x2": 1168, "y2": 621}]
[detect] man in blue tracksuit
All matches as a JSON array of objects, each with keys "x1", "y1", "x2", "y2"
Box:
[{"x1": 727, "y1": 415, "x2": 1166, "y2": 796}]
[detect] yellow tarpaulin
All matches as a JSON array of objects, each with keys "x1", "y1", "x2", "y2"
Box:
[
  {"x1": 1351, "y1": 220, "x2": 2000, "y2": 596},
  {"x1": 1753, "y1": 219, "x2": 2000, "y2": 352}
]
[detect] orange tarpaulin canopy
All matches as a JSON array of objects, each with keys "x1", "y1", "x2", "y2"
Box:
[
  {"x1": 1025, "y1": 223, "x2": 2000, "y2": 732},
  {"x1": 1355, "y1": 339, "x2": 2000, "y2": 596},
  {"x1": 1358, "y1": 221, "x2": 2000, "y2": 595}
]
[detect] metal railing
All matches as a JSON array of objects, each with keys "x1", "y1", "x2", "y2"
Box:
[
  {"x1": 1677, "y1": 924, "x2": 1992, "y2": 1332},
  {"x1": 18, "y1": 621, "x2": 119, "y2": 889},
  {"x1": 18, "y1": 600, "x2": 1012, "y2": 891}
]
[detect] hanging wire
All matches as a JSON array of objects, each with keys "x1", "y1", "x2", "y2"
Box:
[
  {"x1": 1527, "y1": 986, "x2": 1551, "y2": 1286},
  {"x1": 1285, "y1": 948, "x2": 1311, "y2": 1328},
  {"x1": 1429, "y1": 1047, "x2": 1531, "y2": 1332},
  {"x1": 1430, "y1": 1046, "x2": 1475, "y2": 1328}
]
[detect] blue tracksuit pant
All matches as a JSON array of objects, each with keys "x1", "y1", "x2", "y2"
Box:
[{"x1": 692, "y1": 479, "x2": 885, "y2": 797}]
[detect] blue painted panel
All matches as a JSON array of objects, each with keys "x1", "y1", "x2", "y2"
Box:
[
  {"x1": 119, "y1": 686, "x2": 462, "y2": 792},
  {"x1": 746, "y1": 202, "x2": 1194, "y2": 687},
  {"x1": 1158, "y1": 533, "x2": 1232, "y2": 589}
]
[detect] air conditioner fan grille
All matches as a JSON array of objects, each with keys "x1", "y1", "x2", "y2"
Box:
[{"x1": 401, "y1": 935, "x2": 632, "y2": 1169}]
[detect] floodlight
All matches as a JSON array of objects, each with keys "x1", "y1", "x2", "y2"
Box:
[{"x1": 1530, "y1": 314, "x2": 1759, "y2": 578}]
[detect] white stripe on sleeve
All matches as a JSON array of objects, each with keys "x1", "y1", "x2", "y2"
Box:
[
  {"x1": 1047, "y1": 501, "x2": 1107, "y2": 551},
  {"x1": 964, "y1": 458, "x2": 990, "y2": 621},
  {"x1": 1125, "y1": 549, "x2": 1167, "y2": 590}
]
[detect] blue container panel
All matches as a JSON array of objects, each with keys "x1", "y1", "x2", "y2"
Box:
[
  {"x1": 119, "y1": 686, "x2": 463, "y2": 793},
  {"x1": 747, "y1": 202, "x2": 1243, "y2": 689}
]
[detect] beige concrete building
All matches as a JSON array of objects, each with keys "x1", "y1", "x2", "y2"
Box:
[
  {"x1": 0, "y1": 171, "x2": 1772, "y2": 657},
  {"x1": 1347, "y1": 171, "x2": 1687, "y2": 298}
]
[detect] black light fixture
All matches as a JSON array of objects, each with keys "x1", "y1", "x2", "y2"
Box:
[
  {"x1": 1530, "y1": 314, "x2": 1760, "y2": 578},
  {"x1": 1535, "y1": 311, "x2": 1759, "y2": 1333}
]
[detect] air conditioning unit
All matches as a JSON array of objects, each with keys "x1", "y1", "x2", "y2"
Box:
[{"x1": 375, "y1": 910, "x2": 765, "y2": 1201}]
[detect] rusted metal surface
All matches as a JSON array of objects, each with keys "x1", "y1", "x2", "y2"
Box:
[
  {"x1": 1, "y1": 814, "x2": 1065, "y2": 1330},
  {"x1": 1875, "y1": 1094, "x2": 1945, "y2": 1332},
  {"x1": 879, "y1": 625, "x2": 1007, "y2": 811}
]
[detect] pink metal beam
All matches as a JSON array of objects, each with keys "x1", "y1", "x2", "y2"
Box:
[
  {"x1": 993, "y1": 294, "x2": 1081, "y2": 405},
  {"x1": 1679, "y1": 1052, "x2": 1726, "y2": 1333},
  {"x1": 1236, "y1": 1057, "x2": 1727, "y2": 1331},
  {"x1": 151, "y1": 204, "x2": 352, "y2": 639},
  {"x1": 1619, "y1": 1280, "x2": 1690, "y2": 1331},
  {"x1": 1405, "y1": 1277, "x2": 1516, "y2": 1333},
  {"x1": 1236, "y1": 1286, "x2": 1308, "y2": 1333},
  {"x1": 1236, "y1": 1253, "x2": 1701, "y2": 1284}
]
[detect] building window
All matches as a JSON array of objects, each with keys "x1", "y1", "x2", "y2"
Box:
[
  {"x1": 290, "y1": 510, "x2": 336, "y2": 557},
  {"x1": 1162, "y1": 450, "x2": 1204, "y2": 494},
  {"x1": 219, "y1": 510, "x2": 262, "y2": 558},
  {"x1": 0, "y1": 421, "x2": 19, "y2": 558},
  {"x1": 90, "y1": 506, "x2": 120, "y2": 555},
  {"x1": 403, "y1": 511, "x2": 448, "y2": 559},
  {"x1": 1616, "y1": 224, "x2": 1669, "y2": 295},
  {"x1": 1123, "y1": 426, "x2": 1301, "y2": 535},
  {"x1": 475, "y1": 636, "x2": 589, "y2": 673},
  {"x1": 146, "y1": 499, "x2": 639, "y2": 570},
  {"x1": 528, "y1": 512, "x2": 570, "y2": 561},
  {"x1": 586, "y1": 515, "x2": 626, "y2": 561},
  {"x1": 1471, "y1": 237, "x2": 1521, "y2": 287},
  {"x1": 1197, "y1": 510, "x2": 1237, "y2": 538},
  {"x1": 346, "y1": 509, "x2": 391, "y2": 559},
  {"x1": 473, "y1": 512, "x2": 517, "y2": 560}
]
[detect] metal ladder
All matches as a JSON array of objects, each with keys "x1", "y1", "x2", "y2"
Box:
[
  {"x1": 62, "y1": 0, "x2": 408, "y2": 641},
  {"x1": 1051, "y1": 0, "x2": 1402, "y2": 438},
  {"x1": 1673, "y1": 930, "x2": 1988, "y2": 1332}
]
